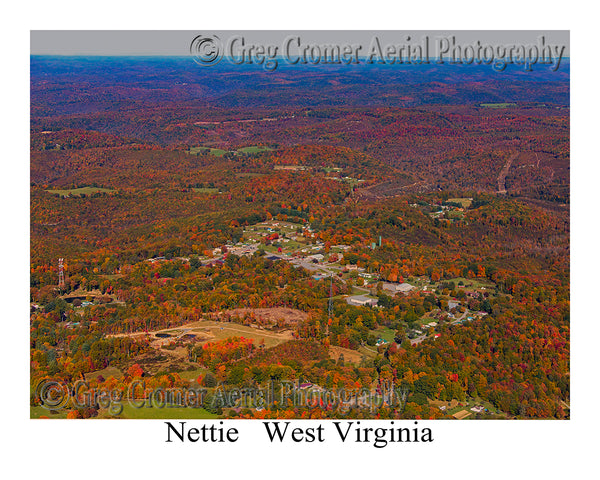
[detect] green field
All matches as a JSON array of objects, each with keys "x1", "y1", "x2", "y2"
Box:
[
  {"x1": 447, "y1": 197, "x2": 473, "y2": 208},
  {"x1": 357, "y1": 345, "x2": 378, "y2": 360},
  {"x1": 30, "y1": 403, "x2": 219, "y2": 419},
  {"x1": 188, "y1": 146, "x2": 228, "y2": 156},
  {"x1": 480, "y1": 103, "x2": 517, "y2": 108},
  {"x1": 237, "y1": 146, "x2": 273, "y2": 154},
  {"x1": 446, "y1": 276, "x2": 496, "y2": 289},
  {"x1": 189, "y1": 145, "x2": 272, "y2": 157},
  {"x1": 30, "y1": 406, "x2": 69, "y2": 419},
  {"x1": 46, "y1": 186, "x2": 115, "y2": 197},
  {"x1": 192, "y1": 187, "x2": 220, "y2": 193},
  {"x1": 107, "y1": 404, "x2": 219, "y2": 419},
  {"x1": 371, "y1": 326, "x2": 396, "y2": 343}
]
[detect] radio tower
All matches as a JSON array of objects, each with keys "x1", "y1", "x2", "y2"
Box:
[
  {"x1": 58, "y1": 258, "x2": 65, "y2": 289},
  {"x1": 326, "y1": 273, "x2": 334, "y2": 336}
]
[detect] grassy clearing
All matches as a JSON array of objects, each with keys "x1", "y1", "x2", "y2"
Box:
[
  {"x1": 371, "y1": 326, "x2": 396, "y2": 342},
  {"x1": 447, "y1": 197, "x2": 473, "y2": 208},
  {"x1": 31, "y1": 393, "x2": 218, "y2": 419},
  {"x1": 357, "y1": 345, "x2": 378, "y2": 360},
  {"x1": 446, "y1": 277, "x2": 496, "y2": 289},
  {"x1": 480, "y1": 103, "x2": 517, "y2": 108},
  {"x1": 105, "y1": 404, "x2": 219, "y2": 419},
  {"x1": 330, "y1": 345, "x2": 366, "y2": 364},
  {"x1": 189, "y1": 145, "x2": 272, "y2": 157},
  {"x1": 46, "y1": 186, "x2": 115, "y2": 197},
  {"x1": 30, "y1": 406, "x2": 69, "y2": 419},
  {"x1": 176, "y1": 368, "x2": 211, "y2": 381},
  {"x1": 237, "y1": 146, "x2": 273, "y2": 154},
  {"x1": 188, "y1": 147, "x2": 228, "y2": 156},
  {"x1": 208, "y1": 148, "x2": 228, "y2": 156},
  {"x1": 192, "y1": 187, "x2": 219, "y2": 193}
]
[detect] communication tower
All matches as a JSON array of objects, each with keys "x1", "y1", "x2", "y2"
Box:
[{"x1": 58, "y1": 258, "x2": 65, "y2": 289}]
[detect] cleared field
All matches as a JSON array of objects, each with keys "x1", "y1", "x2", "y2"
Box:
[
  {"x1": 452, "y1": 409, "x2": 472, "y2": 420},
  {"x1": 46, "y1": 186, "x2": 115, "y2": 196},
  {"x1": 446, "y1": 276, "x2": 496, "y2": 289},
  {"x1": 371, "y1": 326, "x2": 396, "y2": 343},
  {"x1": 149, "y1": 319, "x2": 295, "y2": 349},
  {"x1": 329, "y1": 345, "x2": 366, "y2": 364},
  {"x1": 30, "y1": 406, "x2": 69, "y2": 419},
  {"x1": 106, "y1": 404, "x2": 218, "y2": 419},
  {"x1": 189, "y1": 145, "x2": 272, "y2": 157},
  {"x1": 237, "y1": 146, "x2": 272, "y2": 154},
  {"x1": 447, "y1": 197, "x2": 473, "y2": 208},
  {"x1": 192, "y1": 187, "x2": 219, "y2": 193},
  {"x1": 216, "y1": 307, "x2": 308, "y2": 328},
  {"x1": 480, "y1": 102, "x2": 517, "y2": 108},
  {"x1": 429, "y1": 399, "x2": 460, "y2": 409},
  {"x1": 188, "y1": 146, "x2": 228, "y2": 156}
]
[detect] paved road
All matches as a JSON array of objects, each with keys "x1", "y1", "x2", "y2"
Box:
[
  {"x1": 410, "y1": 334, "x2": 428, "y2": 346},
  {"x1": 450, "y1": 309, "x2": 469, "y2": 325}
]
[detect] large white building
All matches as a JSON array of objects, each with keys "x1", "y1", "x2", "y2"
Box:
[{"x1": 382, "y1": 282, "x2": 415, "y2": 294}]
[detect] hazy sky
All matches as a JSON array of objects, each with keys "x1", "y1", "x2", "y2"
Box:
[{"x1": 31, "y1": 30, "x2": 569, "y2": 56}]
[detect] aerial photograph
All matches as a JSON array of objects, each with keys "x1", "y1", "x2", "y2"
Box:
[{"x1": 30, "y1": 31, "x2": 570, "y2": 421}]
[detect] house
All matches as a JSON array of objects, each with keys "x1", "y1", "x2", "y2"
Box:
[{"x1": 448, "y1": 300, "x2": 460, "y2": 310}]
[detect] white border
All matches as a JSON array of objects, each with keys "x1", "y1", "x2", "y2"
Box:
[{"x1": 4, "y1": 1, "x2": 597, "y2": 478}]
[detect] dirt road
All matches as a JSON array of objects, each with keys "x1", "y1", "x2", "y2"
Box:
[{"x1": 497, "y1": 152, "x2": 519, "y2": 194}]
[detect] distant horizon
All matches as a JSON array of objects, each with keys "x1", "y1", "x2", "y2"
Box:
[
  {"x1": 30, "y1": 30, "x2": 570, "y2": 56},
  {"x1": 30, "y1": 54, "x2": 572, "y2": 59}
]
